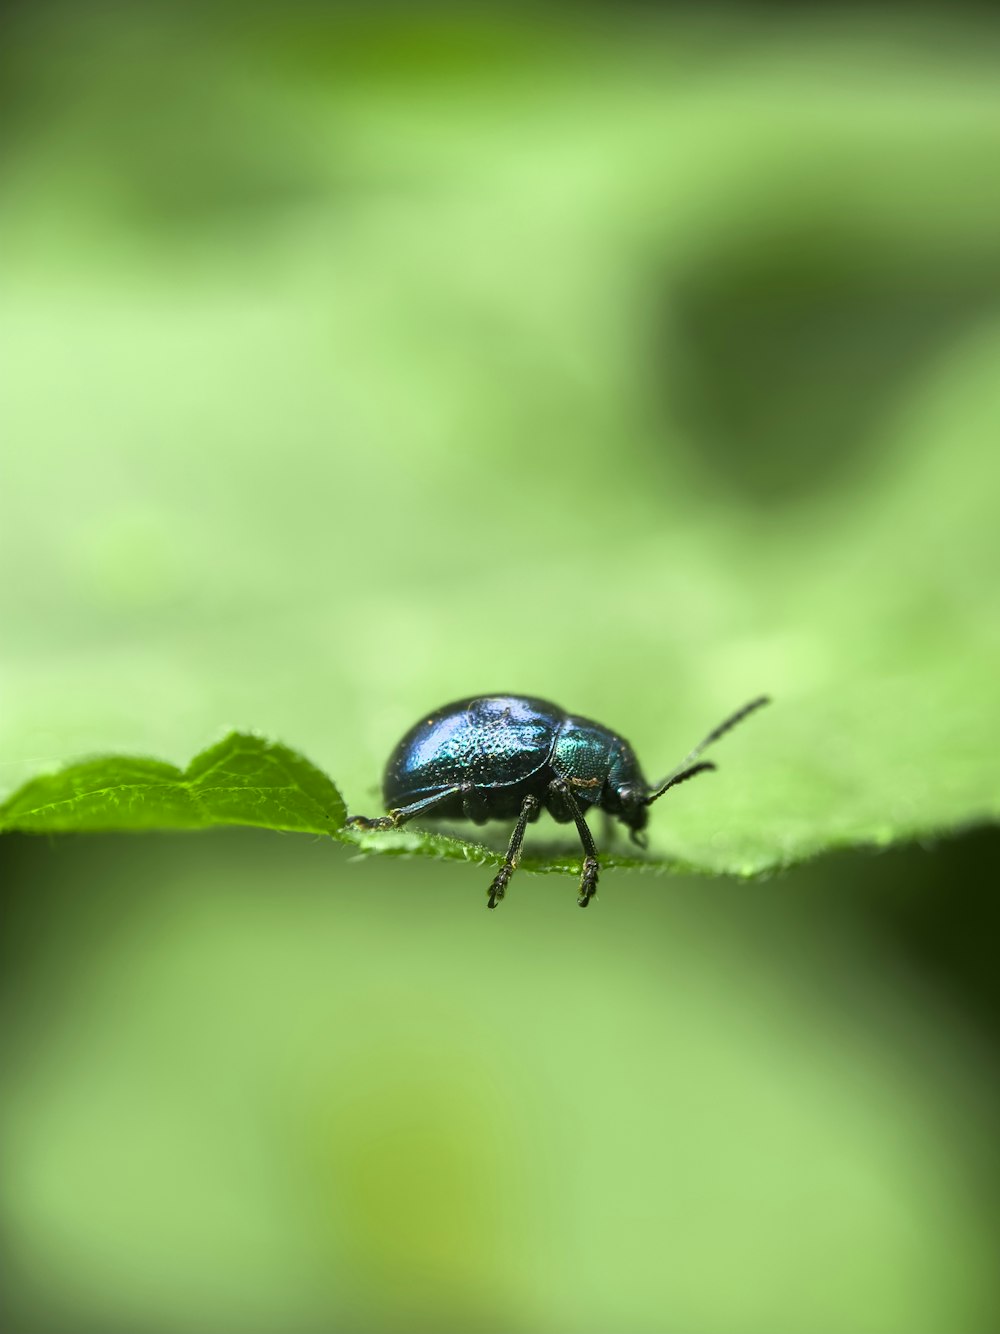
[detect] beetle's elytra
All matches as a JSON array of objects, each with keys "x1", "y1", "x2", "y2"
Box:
[{"x1": 347, "y1": 694, "x2": 769, "y2": 909}]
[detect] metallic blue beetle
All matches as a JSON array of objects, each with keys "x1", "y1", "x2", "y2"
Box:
[{"x1": 347, "y1": 694, "x2": 769, "y2": 909}]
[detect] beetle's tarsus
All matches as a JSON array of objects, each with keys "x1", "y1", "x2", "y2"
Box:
[
  {"x1": 577, "y1": 854, "x2": 599, "y2": 907},
  {"x1": 487, "y1": 872, "x2": 509, "y2": 909},
  {"x1": 346, "y1": 813, "x2": 399, "y2": 831},
  {"x1": 485, "y1": 793, "x2": 538, "y2": 909}
]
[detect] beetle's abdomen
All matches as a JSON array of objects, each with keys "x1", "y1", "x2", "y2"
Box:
[{"x1": 383, "y1": 695, "x2": 559, "y2": 807}]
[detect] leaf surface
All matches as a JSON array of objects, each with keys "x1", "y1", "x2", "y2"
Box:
[{"x1": 0, "y1": 735, "x2": 345, "y2": 837}]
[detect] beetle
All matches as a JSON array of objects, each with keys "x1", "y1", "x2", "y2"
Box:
[{"x1": 347, "y1": 693, "x2": 769, "y2": 909}]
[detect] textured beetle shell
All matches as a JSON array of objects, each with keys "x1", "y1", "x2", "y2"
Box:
[{"x1": 382, "y1": 695, "x2": 646, "y2": 825}]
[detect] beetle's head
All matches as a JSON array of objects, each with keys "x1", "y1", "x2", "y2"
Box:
[
  {"x1": 613, "y1": 784, "x2": 650, "y2": 843},
  {"x1": 605, "y1": 734, "x2": 720, "y2": 847},
  {"x1": 613, "y1": 763, "x2": 718, "y2": 848},
  {"x1": 617, "y1": 696, "x2": 770, "y2": 848},
  {"x1": 600, "y1": 740, "x2": 652, "y2": 842}
]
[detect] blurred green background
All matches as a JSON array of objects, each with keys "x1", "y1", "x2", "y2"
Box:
[{"x1": 2, "y1": 3, "x2": 1000, "y2": 1331}]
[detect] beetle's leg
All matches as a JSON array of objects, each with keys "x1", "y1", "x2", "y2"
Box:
[
  {"x1": 346, "y1": 785, "x2": 465, "y2": 831},
  {"x1": 345, "y1": 813, "x2": 397, "y2": 831},
  {"x1": 549, "y1": 777, "x2": 600, "y2": 908},
  {"x1": 487, "y1": 793, "x2": 540, "y2": 910}
]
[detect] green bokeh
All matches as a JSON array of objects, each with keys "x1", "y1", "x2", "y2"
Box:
[
  {"x1": 2, "y1": 832, "x2": 999, "y2": 1333},
  {"x1": 2, "y1": 5, "x2": 1000, "y2": 1331}
]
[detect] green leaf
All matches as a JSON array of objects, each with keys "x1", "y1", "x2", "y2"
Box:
[
  {"x1": 0, "y1": 734, "x2": 345, "y2": 837},
  {"x1": 2, "y1": 675, "x2": 995, "y2": 878},
  {"x1": 0, "y1": 731, "x2": 684, "y2": 869}
]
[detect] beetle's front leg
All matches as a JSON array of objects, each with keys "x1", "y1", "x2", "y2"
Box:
[
  {"x1": 549, "y1": 777, "x2": 601, "y2": 907},
  {"x1": 577, "y1": 853, "x2": 600, "y2": 907}
]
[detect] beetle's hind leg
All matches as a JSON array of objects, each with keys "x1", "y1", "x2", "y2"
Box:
[
  {"x1": 346, "y1": 785, "x2": 467, "y2": 832},
  {"x1": 488, "y1": 794, "x2": 540, "y2": 910},
  {"x1": 346, "y1": 813, "x2": 399, "y2": 832},
  {"x1": 549, "y1": 777, "x2": 600, "y2": 907}
]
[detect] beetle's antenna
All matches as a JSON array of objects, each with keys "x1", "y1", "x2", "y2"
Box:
[{"x1": 645, "y1": 695, "x2": 770, "y2": 806}]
